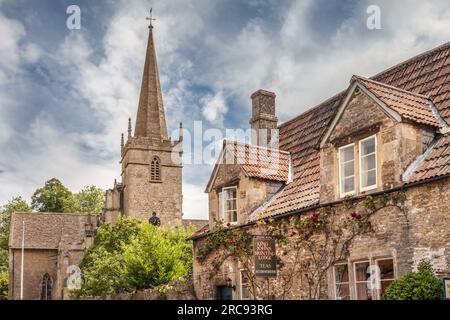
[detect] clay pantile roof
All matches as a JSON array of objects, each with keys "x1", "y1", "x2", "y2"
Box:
[
  {"x1": 258, "y1": 96, "x2": 342, "y2": 218},
  {"x1": 372, "y1": 41, "x2": 450, "y2": 125},
  {"x1": 258, "y1": 41, "x2": 450, "y2": 219},
  {"x1": 408, "y1": 133, "x2": 450, "y2": 183},
  {"x1": 355, "y1": 76, "x2": 441, "y2": 128},
  {"x1": 9, "y1": 212, "x2": 98, "y2": 249},
  {"x1": 226, "y1": 141, "x2": 290, "y2": 182}
]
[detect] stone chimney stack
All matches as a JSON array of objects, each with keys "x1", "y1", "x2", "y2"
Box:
[{"x1": 250, "y1": 89, "x2": 278, "y2": 148}]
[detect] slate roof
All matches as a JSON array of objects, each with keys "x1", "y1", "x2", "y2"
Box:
[
  {"x1": 9, "y1": 212, "x2": 97, "y2": 249},
  {"x1": 355, "y1": 76, "x2": 441, "y2": 128},
  {"x1": 258, "y1": 41, "x2": 450, "y2": 219},
  {"x1": 408, "y1": 133, "x2": 450, "y2": 183}
]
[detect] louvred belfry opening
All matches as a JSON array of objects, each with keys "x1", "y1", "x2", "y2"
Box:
[{"x1": 151, "y1": 156, "x2": 161, "y2": 181}]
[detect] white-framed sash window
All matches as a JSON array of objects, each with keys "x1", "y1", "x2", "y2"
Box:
[
  {"x1": 219, "y1": 186, "x2": 238, "y2": 224},
  {"x1": 359, "y1": 135, "x2": 377, "y2": 191},
  {"x1": 339, "y1": 144, "x2": 356, "y2": 196},
  {"x1": 333, "y1": 263, "x2": 351, "y2": 300},
  {"x1": 240, "y1": 269, "x2": 250, "y2": 300}
]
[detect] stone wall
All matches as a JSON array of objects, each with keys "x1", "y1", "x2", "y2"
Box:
[
  {"x1": 320, "y1": 89, "x2": 435, "y2": 203},
  {"x1": 193, "y1": 176, "x2": 450, "y2": 300},
  {"x1": 208, "y1": 165, "x2": 283, "y2": 227},
  {"x1": 121, "y1": 138, "x2": 183, "y2": 228},
  {"x1": 104, "y1": 277, "x2": 197, "y2": 300}
]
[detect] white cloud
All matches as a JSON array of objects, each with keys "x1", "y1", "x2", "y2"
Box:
[
  {"x1": 2, "y1": 0, "x2": 450, "y2": 221},
  {"x1": 182, "y1": 183, "x2": 208, "y2": 220},
  {"x1": 201, "y1": 91, "x2": 227, "y2": 125}
]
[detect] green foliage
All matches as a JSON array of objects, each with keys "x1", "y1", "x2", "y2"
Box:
[
  {"x1": 31, "y1": 179, "x2": 104, "y2": 214},
  {"x1": 72, "y1": 217, "x2": 194, "y2": 299},
  {"x1": 71, "y1": 186, "x2": 105, "y2": 215},
  {"x1": 31, "y1": 178, "x2": 74, "y2": 212},
  {"x1": 0, "y1": 197, "x2": 31, "y2": 251},
  {"x1": 196, "y1": 221, "x2": 253, "y2": 262},
  {"x1": 383, "y1": 261, "x2": 443, "y2": 300},
  {"x1": 0, "y1": 197, "x2": 31, "y2": 300},
  {"x1": 0, "y1": 270, "x2": 7, "y2": 300}
]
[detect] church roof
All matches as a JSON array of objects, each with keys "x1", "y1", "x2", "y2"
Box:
[
  {"x1": 134, "y1": 25, "x2": 168, "y2": 141},
  {"x1": 257, "y1": 41, "x2": 450, "y2": 219},
  {"x1": 9, "y1": 212, "x2": 97, "y2": 250}
]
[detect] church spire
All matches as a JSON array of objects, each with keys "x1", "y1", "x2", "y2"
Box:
[{"x1": 134, "y1": 20, "x2": 168, "y2": 141}]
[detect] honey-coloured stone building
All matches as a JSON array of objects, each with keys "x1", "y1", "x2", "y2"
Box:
[{"x1": 191, "y1": 42, "x2": 450, "y2": 300}]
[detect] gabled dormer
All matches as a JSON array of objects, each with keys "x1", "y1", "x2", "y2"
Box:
[
  {"x1": 319, "y1": 76, "x2": 443, "y2": 203},
  {"x1": 205, "y1": 141, "x2": 290, "y2": 228}
]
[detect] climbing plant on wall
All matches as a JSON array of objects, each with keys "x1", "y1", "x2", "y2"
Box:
[{"x1": 195, "y1": 192, "x2": 407, "y2": 300}]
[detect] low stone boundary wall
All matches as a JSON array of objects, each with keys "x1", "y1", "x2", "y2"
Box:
[{"x1": 105, "y1": 277, "x2": 197, "y2": 300}]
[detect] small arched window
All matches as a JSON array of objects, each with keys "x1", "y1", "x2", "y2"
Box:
[
  {"x1": 40, "y1": 273, "x2": 52, "y2": 300},
  {"x1": 150, "y1": 156, "x2": 161, "y2": 182}
]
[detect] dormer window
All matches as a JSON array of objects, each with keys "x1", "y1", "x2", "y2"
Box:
[
  {"x1": 339, "y1": 144, "x2": 356, "y2": 196},
  {"x1": 218, "y1": 186, "x2": 238, "y2": 224},
  {"x1": 359, "y1": 135, "x2": 377, "y2": 191},
  {"x1": 338, "y1": 135, "x2": 378, "y2": 197}
]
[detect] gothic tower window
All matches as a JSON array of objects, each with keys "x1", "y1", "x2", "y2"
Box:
[
  {"x1": 40, "y1": 273, "x2": 52, "y2": 300},
  {"x1": 150, "y1": 156, "x2": 161, "y2": 182}
]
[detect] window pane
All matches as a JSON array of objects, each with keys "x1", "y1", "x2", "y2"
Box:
[
  {"x1": 335, "y1": 264, "x2": 349, "y2": 283},
  {"x1": 336, "y1": 283, "x2": 351, "y2": 300},
  {"x1": 344, "y1": 177, "x2": 355, "y2": 193},
  {"x1": 362, "y1": 170, "x2": 376, "y2": 188},
  {"x1": 344, "y1": 162, "x2": 354, "y2": 176},
  {"x1": 377, "y1": 259, "x2": 394, "y2": 280},
  {"x1": 362, "y1": 137, "x2": 375, "y2": 155},
  {"x1": 354, "y1": 262, "x2": 370, "y2": 281},
  {"x1": 362, "y1": 154, "x2": 376, "y2": 172},
  {"x1": 355, "y1": 283, "x2": 372, "y2": 300},
  {"x1": 226, "y1": 200, "x2": 236, "y2": 211},
  {"x1": 341, "y1": 145, "x2": 354, "y2": 162}
]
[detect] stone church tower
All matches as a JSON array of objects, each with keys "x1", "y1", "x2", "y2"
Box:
[{"x1": 105, "y1": 24, "x2": 183, "y2": 227}]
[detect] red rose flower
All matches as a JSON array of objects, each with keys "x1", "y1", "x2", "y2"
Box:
[
  {"x1": 351, "y1": 212, "x2": 362, "y2": 220},
  {"x1": 310, "y1": 212, "x2": 319, "y2": 223}
]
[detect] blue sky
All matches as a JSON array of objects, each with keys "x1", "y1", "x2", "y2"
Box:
[{"x1": 1, "y1": 0, "x2": 450, "y2": 219}]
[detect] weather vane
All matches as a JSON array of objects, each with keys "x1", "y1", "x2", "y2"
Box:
[{"x1": 146, "y1": 8, "x2": 156, "y2": 27}]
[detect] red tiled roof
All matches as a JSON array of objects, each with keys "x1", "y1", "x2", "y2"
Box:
[
  {"x1": 408, "y1": 133, "x2": 450, "y2": 183},
  {"x1": 260, "y1": 41, "x2": 450, "y2": 218},
  {"x1": 355, "y1": 76, "x2": 441, "y2": 128},
  {"x1": 225, "y1": 141, "x2": 290, "y2": 182},
  {"x1": 373, "y1": 42, "x2": 450, "y2": 125}
]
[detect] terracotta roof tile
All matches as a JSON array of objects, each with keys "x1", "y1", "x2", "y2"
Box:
[
  {"x1": 355, "y1": 76, "x2": 441, "y2": 128},
  {"x1": 225, "y1": 141, "x2": 290, "y2": 182},
  {"x1": 258, "y1": 41, "x2": 450, "y2": 219},
  {"x1": 408, "y1": 133, "x2": 450, "y2": 183}
]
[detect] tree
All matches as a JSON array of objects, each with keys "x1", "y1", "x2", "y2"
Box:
[
  {"x1": 72, "y1": 217, "x2": 193, "y2": 299},
  {"x1": 0, "y1": 197, "x2": 31, "y2": 300},
  {"x1": 31, "y1": 178, "x2": 74, "y2": 213},
  {"x1": 72, "y1": 186, "x2": 104, "y2": 215},
  {"x1": 383, "y1": 261, "x2": 443, "y2": 300},
  {"x1": 0, "y1": 270, "x2": 7, "y2": 300}
]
